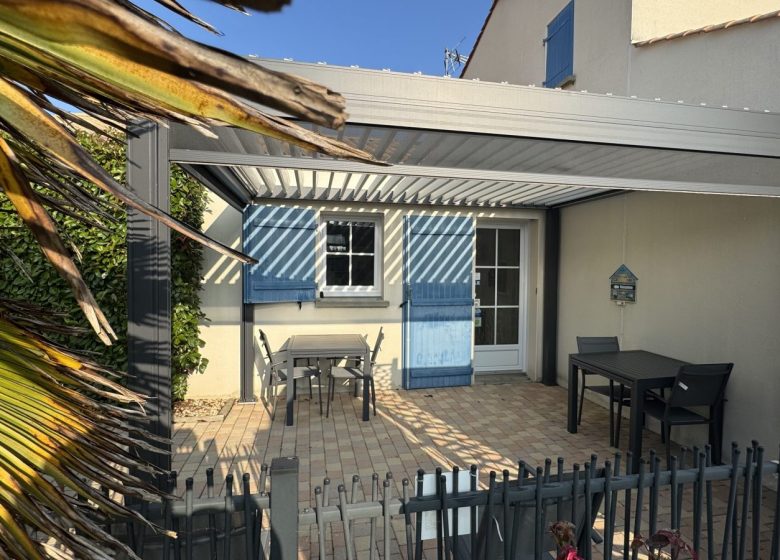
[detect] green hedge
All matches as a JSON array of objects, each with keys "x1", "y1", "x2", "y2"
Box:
[{"x1": 0, "y1": 132, "x2": 208, "y2": 401}]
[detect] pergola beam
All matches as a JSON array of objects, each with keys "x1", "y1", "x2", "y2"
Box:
[{"x1": 170, "y1": 149, "x2": 780, "y2": 199}]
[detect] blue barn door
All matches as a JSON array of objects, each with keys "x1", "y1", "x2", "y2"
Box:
[{"x1": 403, "y1": 215, "x2": 474, "y2": 389}]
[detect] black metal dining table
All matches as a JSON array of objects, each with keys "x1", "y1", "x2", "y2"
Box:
[
  {"x1": 567, "y1": 350, "x2": 711, "y2": 472},
  {"x1": 283, "y1": 334, "x2": 371, "y2": 426}
]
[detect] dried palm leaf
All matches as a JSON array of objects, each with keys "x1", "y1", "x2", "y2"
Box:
[{"x1": 0, "y1": 306, "x2": 171, "y2": 558}]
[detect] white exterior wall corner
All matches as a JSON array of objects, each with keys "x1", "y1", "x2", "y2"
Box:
[
  {"x1": 557, "y1": 192, "x2": 780, "y2": 452},
  {"x1": 187, "y1": 191, "x2": 242, "y2": 399},
  {"x1": 463, "y1": 0, "x2": 633, "y2": 96},
  {"x1": 462, "y1": 0, "x2": 570, "y2": 87},
  {"x1": 190, "y1": 193, "x2": 545, "y2": 399}
]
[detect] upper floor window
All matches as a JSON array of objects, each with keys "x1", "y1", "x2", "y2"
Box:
[
  {"x1": 544, "y1": 1, "x2": 574, "y2": 88},
  {"x1": 319, "y1": 216, "x2": 382, "y2": 297}
]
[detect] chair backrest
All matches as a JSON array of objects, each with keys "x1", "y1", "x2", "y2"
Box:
[
  {"x1": 370, "y1": 327, "x2": 384, "y2": 364},
  {"x1": 668, "y1": 363, "x2": 733, "y2": 408},
  {"x1": 257, "y1": 329, "x2": 274, "y2": 363},
  {"x1": 576, "y1": 336, "x2": 620, "y2": 354}
]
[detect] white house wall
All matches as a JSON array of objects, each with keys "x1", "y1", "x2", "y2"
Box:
[
  {"x1": 557, "y1": 191, "x2": 780, "y2": 449},
  {"x1": 463, "y1": 0, "x2": 632, "y2": 93},
  {"x1": 189, "y1": 192, "x2": 545, "y2": 399},
  {"x1": 463, "y1": 0, "x2": 780, "y2": 112},
  {"x1": 628, "y1": 19, "x2": 780, "y2": 112},
  {"x1": 630, "y1": 0, "x2": 779, "y2": 42}
]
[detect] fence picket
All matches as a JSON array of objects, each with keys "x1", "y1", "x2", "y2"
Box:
[{"x1": 122, "y1": 444, "x2": 779, "y2": 560}]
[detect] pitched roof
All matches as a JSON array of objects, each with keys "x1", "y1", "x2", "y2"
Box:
[{"x1": 634, "y1": 9, "x2": 780, "y2": 46}]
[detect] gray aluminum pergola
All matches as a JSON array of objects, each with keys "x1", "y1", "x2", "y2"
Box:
[{"x1": 126, "y1": 59, "x2": 780, "y2": 469}]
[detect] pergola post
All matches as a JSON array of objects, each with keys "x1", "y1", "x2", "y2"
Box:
[
  {"x1": 126, "y1": 121, "x2": 172, "y2": 471},
  {"x1": 541, "y1": 207, "x2": 560, "y2": 386},
  {"x1": 240, "y1": 301, "x2": 255, "y2": 402}
]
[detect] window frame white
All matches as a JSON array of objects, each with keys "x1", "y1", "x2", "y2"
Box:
[{"x1": 317, "y1": 213, "x2": 383, "y2": 298}]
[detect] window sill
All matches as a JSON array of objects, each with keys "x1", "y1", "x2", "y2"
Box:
[{"x1": 315, "y1": 297, "x2": 390, "y2": 309}]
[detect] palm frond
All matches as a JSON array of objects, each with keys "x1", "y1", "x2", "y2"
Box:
[
  {"x1": 0, "y1": 303, "x2": 171, "y2": 558},
  {"x1": 0, "y1": 1, "x2": 379, "y2": 555}
]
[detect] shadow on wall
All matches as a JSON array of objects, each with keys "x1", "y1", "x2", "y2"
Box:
[{"x1": 202, "y1": 201, "x2": 241, "y2": 289}]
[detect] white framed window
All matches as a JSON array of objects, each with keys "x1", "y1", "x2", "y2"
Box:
[{"x1": 318, "y1": 215, "x2": 382, "y2": 297}]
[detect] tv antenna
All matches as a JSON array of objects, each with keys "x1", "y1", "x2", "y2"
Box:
[{"x1": 444, "y1": 37, "x2": 469, "y2": 76}]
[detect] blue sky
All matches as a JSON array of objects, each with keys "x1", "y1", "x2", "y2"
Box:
[{"x1": 136, "y1": 0, "x2": 492, "y2": 76}]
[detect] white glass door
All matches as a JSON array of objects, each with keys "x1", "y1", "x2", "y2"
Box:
[{"x1": 474, "y1": 227, "x2": 526, "y2": 372}]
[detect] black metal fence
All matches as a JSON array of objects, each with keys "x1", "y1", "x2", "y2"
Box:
[{"x1": 126, "y1": 442, "x2": 780, "y2": 560}]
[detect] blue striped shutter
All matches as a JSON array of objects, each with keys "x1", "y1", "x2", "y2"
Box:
[
  {"x1": 243, "y1": 205, "x2": 317, "y2": 303},
  {"x1": 403, "y1": 215, "x2": 474, "y2": 389},
  {"x1": 544, "y1": 1, "x2": 574, "y2": 88}
]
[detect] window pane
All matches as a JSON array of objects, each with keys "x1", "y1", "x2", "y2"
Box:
[
  {"x1": 326, "y1": 255, "x2": 349, "y2": 285},
  {"x1": 475, "y1": 228, "x2": 496, "y2": 266},
  {"x1": 497, "y1": 268, "x2": 519, "y2": 305},
  {"x1": 351, "y1": 255, "x2": 374, "y2": 286},
  {"x1": 474, "y1": 307, "x2": 495, "y2": 346},
  {"x1": 496, "y1": 308, "x2": 519, "y2": 344},
  {"x1": 497, "y1": 229, "x2": 520, "y2": 266},
  {"x1": 352, "y1": 222, "x2": 375, "y2": 253},
  {"x1": 326, "y1": 222, "x2": 350, "y2": 253},
  {"x1": 475, "y1": 267, "x2": 495, "y2": 306}
]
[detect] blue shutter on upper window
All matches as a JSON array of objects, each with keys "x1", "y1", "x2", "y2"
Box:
[
  {"x1": 243, "y1": 205, "x2": 317, "y2": 303},
  {"x1": 544, "y1": 1, "x2": 574, "y2": 88}
]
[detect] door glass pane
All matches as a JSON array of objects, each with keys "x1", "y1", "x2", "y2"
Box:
[
  {"x1": 351, "y1": 255, "x2": 374, "y2": 286},
  {"x1": 497, "y1": 268, "x2": 519, "y2": 305},
  {"x1": 326, "y1": 255, "x2": 349, "y2": 285},
  {"x1": 326, "y1": 222, "x2": 350, "y2": 252},
  {"x1": 352, "y1": 222, "x2": 375, "y2": 253},
  {"x1": 475, "y1": 267, "x2": 495, "y2": 306},
  {"x1": 496, "y1": 308, "x2": 519, "y2": 344},
  {"x1": 475, "y1": 228, "x2": 496, "y2": 266},
  {"x1": 497, "y1": 229, "x2": 520, "y2": 266},
  {"x1": 475, "y1": 308, "x2": 495, "y2": 346}
]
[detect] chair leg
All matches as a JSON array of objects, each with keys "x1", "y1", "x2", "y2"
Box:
[
  {"x1": 615, "y1": 396, "x2": 624, "y2": 448},
  {"x1": 326, "y1": 377, "x2": 334, "y2": 418},
  {"x1": 309, "y1": 376, "x2": 313, "y2": 399},
  {"x1": 660, "y1": 421, "x2": 666, "y2": 443},
  {"x1": 317, "y1": 376, "x2": 323, "y2": 416},
  {"x1": 577, "y1": 373, "x2": 587, "y2": 425},
  {"x1": 270, "y1": 380, "x2": 277, "y2": 420},
  {"x1": 371, "y1": 378, "x2": 377, "y2": 416},
  {"x1": 293, "y1": 378, "x2": 297, "y2": 400},
  {"x1": 665, "y1": 425, "x2": 672, "y2": 469}
]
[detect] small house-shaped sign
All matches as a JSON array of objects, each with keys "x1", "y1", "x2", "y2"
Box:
[{"x1": 610, "y1": 264, "x2": 637, "y2": 303}]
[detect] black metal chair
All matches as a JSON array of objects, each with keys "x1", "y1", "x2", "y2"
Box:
[
  {"x1": 643, "y1": 362, "x2": 733, "y2": 466},
  {"x1": 258, "y1": 329, "x2": 322, "y2": 417},
  {"x1": 326, "y1": 327, "x2": 383, "y2": 418},
  {"x1": 576, "y1": 336, "x2": 630, "y2": 446}
]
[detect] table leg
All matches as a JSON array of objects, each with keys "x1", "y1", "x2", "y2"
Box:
[
  {"x1": 286, "y1": 358, "x2": 294, "y2": 426},
  {"x1": 608, "y1": 380, "x2": 615, "y2": 447},
  {"x1": 710, "y1": 400, "x2": 725, "y2": 464},
  {"x1": 628, "y1": 381, "x2": 645, "y2": 473},
  {"x1": 567, "y1": 358, "x2": 578, "y2": 433},
  {"x1": 362, "y1": 349, "x2": 370, "y2": 421}
]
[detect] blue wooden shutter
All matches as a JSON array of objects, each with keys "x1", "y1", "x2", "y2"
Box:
[
  {"x1": 544, "y1": 1, "x2": 574, "y2": 88},
  {"x1": 403, "y1": 215, "x2": 474, "y2": 389},
  {"x1": 243, "y1": 205, "x2": 317, "y2": 303},
  {"x1": 407, "y1": 216, "x2": 473, "y2": 305}
]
